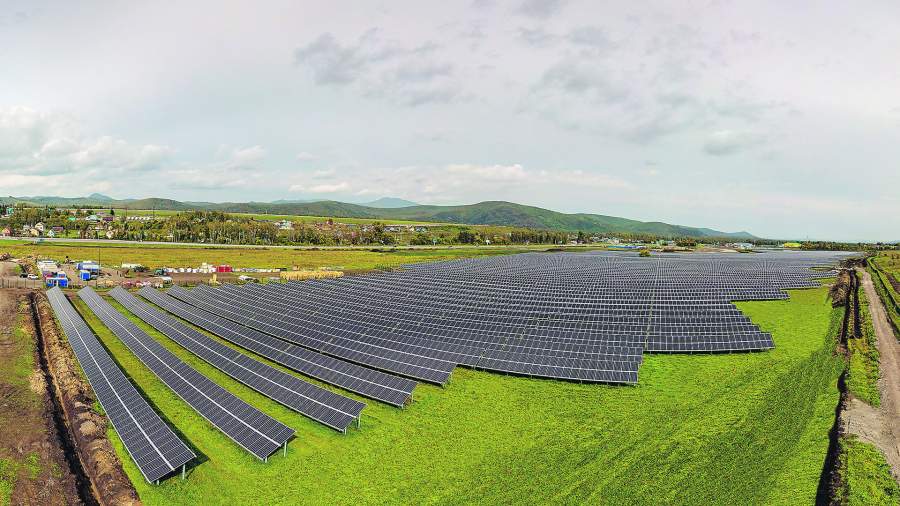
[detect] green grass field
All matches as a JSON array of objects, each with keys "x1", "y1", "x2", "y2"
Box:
[
  {"x1": 0, "y1": 239, "x2": 534, "y2": 270},
  {"x1": 67, "y1": 286, "x2": 842, "y2": 505}
]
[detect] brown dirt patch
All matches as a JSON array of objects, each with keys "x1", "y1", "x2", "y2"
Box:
[{"x1": 0, "y1": 289, "x2": 81, "y2": 505}]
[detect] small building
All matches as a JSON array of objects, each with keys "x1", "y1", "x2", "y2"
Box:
[
  {"x1": 77, "y1": 261, "x2": 101, "y2": 278},
  {"x1": 275, "y1": 220, "x2": 294, "y2": 230},
  {"x1": 34, "y1": 222, "x2": 45, "y2": 232},
  {"x1": 46, "y1": 274, "x2": 68, "y2": 288},
  {"x1": 1, "y1": 227, "x2": 10, "y2": 236}
]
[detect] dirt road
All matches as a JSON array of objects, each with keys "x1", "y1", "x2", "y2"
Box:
[{"x1": 849, "y1": 268, "x2": 900, "y2": 478}]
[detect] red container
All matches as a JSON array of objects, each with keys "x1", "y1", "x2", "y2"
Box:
[{"x1": 216, "y1": 265, "x2": 233, "y2": 273}]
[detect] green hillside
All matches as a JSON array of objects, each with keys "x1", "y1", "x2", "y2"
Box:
[{"x1": 2, "y1": 196, "x2": 755, "y2": 239}]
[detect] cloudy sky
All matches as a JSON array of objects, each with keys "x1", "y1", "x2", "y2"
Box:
[{"x1": 1, "y1": 1, "x2": 898, "y2": 241}]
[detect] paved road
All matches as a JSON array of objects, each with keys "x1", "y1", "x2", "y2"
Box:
[{"x1": 856, "y1": 267, "x2": 900, "y2": 477}]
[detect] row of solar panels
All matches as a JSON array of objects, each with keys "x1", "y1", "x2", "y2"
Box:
[{"x1": 48, "y1": 286, "x2": 425, "y2": 483}]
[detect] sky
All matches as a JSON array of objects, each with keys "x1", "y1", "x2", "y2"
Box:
[{"x1": 1, "y1": 1, "x2": 898, "y2": 241}]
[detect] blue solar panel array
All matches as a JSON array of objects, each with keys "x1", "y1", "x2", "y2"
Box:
[
  {"x1": 109, "y1": 287, "x2": 364, "y2": 432},
  {"x1": 79, "y1": 287, "x2": 293, "y2": 460},
  {"x1": 147, "y1": 286, "x2": 415, "y2": 407},
  {"x1": 170, "y1": 250, "x2": 852, "y2": 384},
  {"x1": 46, "y1": 287, "x2": 195, "y2": 483}
]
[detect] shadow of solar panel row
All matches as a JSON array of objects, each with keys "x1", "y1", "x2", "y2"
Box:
[
  {"x1": 146, "y1": 287, "x2": 414, "y2": 407},
  {"x1": 108, "y1": 288, "x2": 361, "y2": 433},
  {"x1": 166, "y1": 284, "x2": 455, "y2": 385},
  {"x1": 79, "y1": 287, "x2": 293, "y2": 459},
  {"x1": 46, "y1": 287, "x2": 195, "y2": 483}
]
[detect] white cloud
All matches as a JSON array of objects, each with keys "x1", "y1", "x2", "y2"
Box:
[
  {"x1": 0, "y1": 106, "x2": 171, "y2": 175},
  {"x1": 311, "y1": 168, "x2": 335, "y2": 179},
  {"x1": 289, "y1": 181, "x2": 350, "y2": 193},
  {"x1": 294, "y1": 30, "x2": 463, "y2": 106},
  {"x1": 703, "y1": 130, "x2": 766, "y2": 156},
  {"x1": 164, "y1": 144, "x2": 268, "y2": 190},
  {"x1": 296, "y1": 151, "x2": 316, "y2": 162},
  {"x1": 446, "y1": 163, "x2": 527, "y2": 181}
]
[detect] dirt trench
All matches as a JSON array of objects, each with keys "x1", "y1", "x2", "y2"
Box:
[
  {"x1": 0, "y1": 288, "x2": 84, "y2": 505},
  {"x1": 30, "y1": 291, "x2": 142, "y2": 506}
]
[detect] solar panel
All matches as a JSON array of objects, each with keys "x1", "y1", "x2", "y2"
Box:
[
  {"x1": 108, "y1": 287, "x2": 363, "y2": 432},
  {"x1": 170, "y1": 285, "x2": 456, "y2": 384},
  {"x1": 46, "y1": 287, "x2": 195, "y2": 483},
  {"x1": 148, "y1": 286, "x2": 415, "y2": 407},
  {"x1": 157, "y1": 250, "x2": 853, "y2": 385},
  {"x1": 79, "y1": 287, "x2": 293, "y2": 460}
]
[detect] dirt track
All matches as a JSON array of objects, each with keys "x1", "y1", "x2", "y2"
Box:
[{"x1": 847, "y1": 268, "x2": 900, "y2": 478}]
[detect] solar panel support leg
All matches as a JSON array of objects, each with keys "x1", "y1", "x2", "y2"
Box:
[
  {"x1": 182, "y1": 464, "x2": 186, "y2": 480},
  {"x1": 283, "y1": 441, "x2": 287, "y2": 457},
  {"x1": 357, "y1": 416, "x2": 361, "y2": 430},
  {"x1": 264, "y1": 456, "x2": 268, "y2": 464}
]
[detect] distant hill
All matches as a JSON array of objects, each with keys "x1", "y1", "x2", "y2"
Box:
[
  {"x1": 2, "y1": 195, "x2": 756, "y2": 239},
  {"x1": 359, "y1": 197, "x2": 419, "y2": 208},
  {"x1": 88, "y1": 193, "x2": 114, "y2": 201}
]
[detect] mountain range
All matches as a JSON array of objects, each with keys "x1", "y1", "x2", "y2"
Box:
[{"x1": 0, "y1": 195, "x2": 756, "y2": 239}]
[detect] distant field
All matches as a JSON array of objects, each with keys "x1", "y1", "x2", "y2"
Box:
[
  {"x1": 70, "y1": 287, "x2": 840, "y2": 504},
  {"x1": 0, "y1": 239, "x2": 538, "y2": 270}
]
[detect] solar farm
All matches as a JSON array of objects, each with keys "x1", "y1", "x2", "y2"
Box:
[{"x1": 46, "y1": 250, "x2": 854, "y2": 502}]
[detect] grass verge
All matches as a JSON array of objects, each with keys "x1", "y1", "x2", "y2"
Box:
[{"x1": 836, "y1": 436, "x2": 900, "y2": 505}]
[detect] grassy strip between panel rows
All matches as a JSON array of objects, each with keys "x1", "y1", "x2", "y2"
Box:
[
  {"x1": 836, "y1": 436, "x2": 900, "y2": 505},
  {"x1": 61, "y1": 287, "x2": 843, "y2": 505},
  {"x1": 847, "y1": 283, "x2": 882, "y2": 407}
]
